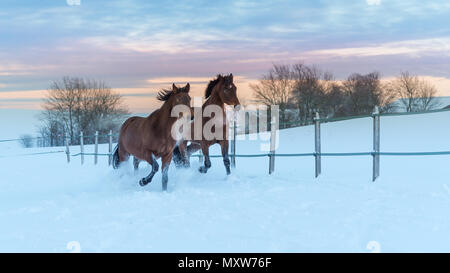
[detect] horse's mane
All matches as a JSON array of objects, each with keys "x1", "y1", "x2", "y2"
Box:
[
  {"x1": 156, "y1": 89, "x2": 174, "y2": 101},
  {"x1": 157, "y1": 85, "x2": 189, "y2": 101},
  {"x1": 205, "y1": 75, "x2": 222, "y2": 99},
  {"x1": 205, "y1": 74, "x2": 234, "y2": 99}
]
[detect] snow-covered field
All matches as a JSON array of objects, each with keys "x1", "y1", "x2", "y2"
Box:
[{"x1": 1, "y1": 111, "x2": 450, "y2": 252}]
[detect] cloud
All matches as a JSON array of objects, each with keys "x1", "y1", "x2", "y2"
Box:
[
  {"x1": 0, "y1": 64, "x2": 56, "y2": 76},
  {"x1": 303, "y1": 37, "x2": 450, "y2": 58},
  {"x1": 146, "y1": 75, "x2": 249, "y2": 85},
  {"x1": 80, "y1": 34, "x2": 213, "y2": 55},
  {"x1": 366, "y1": 0, "x2": 381, "y2": 6},
  {"x1": 0, "y1": 90, "x2": 46, "y2": 100},
  {"x1": 3, "y1": 0, "x2": 450, "y2": 107},
  {"x1": 0, "y1": 64, "x2": 33, "y2": 76}
]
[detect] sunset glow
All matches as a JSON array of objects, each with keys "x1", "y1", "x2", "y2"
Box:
[{"x1": 1, "y1": 0, "x2": 450, "y2": 112}]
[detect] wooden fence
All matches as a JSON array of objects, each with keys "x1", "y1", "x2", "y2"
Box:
[{"x1": 17, "y1": 106, "x2": 449, "y2": 182}]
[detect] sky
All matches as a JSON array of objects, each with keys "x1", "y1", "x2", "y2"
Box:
[{"x1": 1, "y1": 0, "x2": 450, "y2": 113}]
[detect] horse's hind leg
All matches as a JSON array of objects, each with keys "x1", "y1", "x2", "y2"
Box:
[
  {"x1": 133, "y1": 156, "x2": 141, "y2": 172},
  {"x1": 161, "y1": 153, "x2": 172, "y2": 191},
  {"x1": 186, "y1": 142, "x2": 201, "y2": 157},
  {"x1": 179, "y1": 141, "x2": 190, "y2": 168},
  {"x1": 139, "y1": 154, "x2": 159, "y2": 186},
  {"x1": 112, "y1": 144, "x2": 121, "y2": 169},
  {"x1": 113, "y1": 143, "x2": 129, "y2": 169},
  {"x1": 173, "y1": 142, "x2": 189, "y2": 168},
  {"x1": 198, "y1": 143, "x2": 211, "y2": 174}
]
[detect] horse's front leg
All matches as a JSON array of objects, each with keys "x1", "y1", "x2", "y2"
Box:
[
  {"x1": 161, "y1": 153, "x2": 173, "y2": 191},
  {"x1": 178, "y1": 141, "x2": 190, "y2": 168},
  {"x1": 220, "y1": 140, "x2": 231, "y2": 175},
  {"x1": 186, "y1": 142, "x2": 201, "y2": 157},
  {"x1": 139, "y1": 154, "x2": 159, "y2": 186},
  {"x1": 133, "y1": 156, "x2": 141, "y2": 172},
  {"x1": 199, "y1": 143, "x2": 211, "y2": 174}
]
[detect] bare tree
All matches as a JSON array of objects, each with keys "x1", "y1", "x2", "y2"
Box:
[
  {"x1": 389, "y1": 72, "x2": 440, "y2": 112},
  {"x1": 323, "y1": 83, "x2": 347, "y2": 117},
  {"x1": 416, "y1": 79, "x2": 440, "y2": 111},
  {"x1": 250, "y1": 64, "x2": 296, "y2": 124},
  {"x1": 378, "y1": 82, "x2": 399, "y2": 113},
  {"x1": 290, "y1": 64, "x2": 335, "y2": 124},
  {"x1": 251, "y1": 64, "x2": 403, "y2": 128},
  {"x1": 19, "y1": 134, "x2": 34, "y2": 148},
  {"x1": 341, "y1": 72, "x2": 395, "y2": 115},
  {"x1": 40, "y1": 77, "x2": 129, "y2": 146},
  {"x1": 38, "y1": 109, "x2": 65, "y2": 146}
]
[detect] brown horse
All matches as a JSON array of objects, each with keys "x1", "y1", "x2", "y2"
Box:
[
  {"x1": 173, "y1": 74, "x2": 240, "y2": 175},
  {"x1": 113, "y1": 83, "x2": 191, "y2": 191}
]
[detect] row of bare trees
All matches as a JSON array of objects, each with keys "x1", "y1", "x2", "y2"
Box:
[
  {"x1": 38, "y1": 77, "x2": 129, "y2": 147},
  {"x1": 37, "y1": 70, "x2": 439, "y2": 146},
  {"x1": 251, "y1": 63, "x2": 440, "y2": 126}
]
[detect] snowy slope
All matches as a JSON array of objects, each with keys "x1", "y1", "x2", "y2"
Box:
[{"x1": 0, "y1": 111, "x2": 450, "y2": 252}]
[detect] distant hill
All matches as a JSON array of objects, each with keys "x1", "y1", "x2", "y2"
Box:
[
  {"x1": 0, "y1": 109, "x2": 40, "y2": 139},
  {"x1": 391, "y1": 96, "x2": 450, "y2": 112}
]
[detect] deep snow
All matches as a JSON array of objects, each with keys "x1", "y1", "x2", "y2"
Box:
[{"x1": 1, "y1": 111, "x2": 450, "y2": 252}]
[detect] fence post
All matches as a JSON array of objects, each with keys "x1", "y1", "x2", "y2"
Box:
[
  {"x1": 94, "y1": 131, "x2": 99, "y2": 165},
  {"x1": 80, "y1": 131, "x2": 84, "y2": 165},
  {"x1": 256, "y1": 108, "x2": 259, "y2": 133},
  {"x1": 231, "y1": 114, "x2": 237, "y2": 168},
  {"x1": 314, "y1": 112, "x2": 321, "y2": 178},
  {"x1": 65, "y1": 135, "x2": 70, "y2": 163},
  {"x1": 108, "y1": 130, "x2": 113, "y2": 166},
  {"x1": 269, "y1": 117, "x2": 276, "y2": 174},
  {"x1": 372, "y1": 106, "x2": 380, "y2": 181},
  {"x1": 199, "y1": 151, "x2": 204, "y2": 163}
]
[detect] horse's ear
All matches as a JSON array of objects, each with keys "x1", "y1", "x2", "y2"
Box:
[
  {"x1": 185, "y1": 83, "x2": 190, "y2": 92},
  {"x1": 229, "y1": 73, "x2": 233, "y2": 81},
  {"x1": 172, "y1": 83, "x2": 178, "y2": 92}
]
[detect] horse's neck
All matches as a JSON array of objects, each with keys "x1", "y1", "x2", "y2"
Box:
[
  {"x1": 203, "y1": 92, "x2": 224, "y2": 111},
  {"x1": 202, "y1": 93, "x2": 227, "y2": 125},
  {"x1": 146, "y1": 103, "x2": 177, "y2": 131}
]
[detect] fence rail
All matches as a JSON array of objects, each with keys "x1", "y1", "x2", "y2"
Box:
[
  {"x1": 190, "y1": 151, "x2": 450, "y2": 158},
  {"x1": 0, "y1": 150, "x2": 65, "y2": 158}
]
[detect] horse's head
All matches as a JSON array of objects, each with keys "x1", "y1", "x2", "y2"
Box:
[
  {"x1": 171, "y1": 83, "x2": 191, "y2": 108},
  {"x1": 219, "y1": 74, "x2": 240, "y2": 107},
  {"x1": 157, "y1": 83, "x2": 191, "y2": 117},
  {"x1": 206, "y1": 74, "x2": 240, "y2": 108}
]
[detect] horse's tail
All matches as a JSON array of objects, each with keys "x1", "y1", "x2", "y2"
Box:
[{"x1": 112, "y1": 144, "x2": 120, "y2": 169}]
